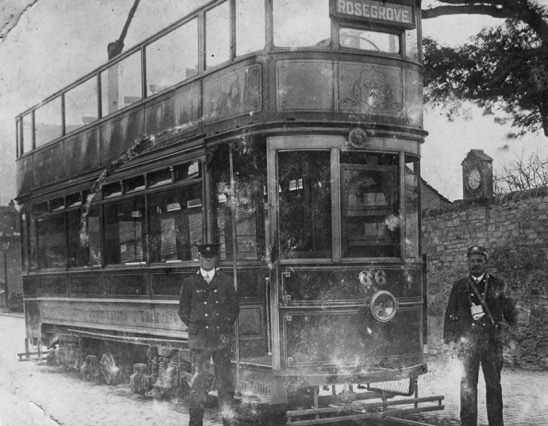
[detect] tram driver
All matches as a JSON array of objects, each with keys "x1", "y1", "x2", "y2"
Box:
[
  {"x1": 443, "y1": 245, "x2": 517, "y2": 426},
  {"x1": 178, "y1": 243, "x2": 240, "y2": 426}
]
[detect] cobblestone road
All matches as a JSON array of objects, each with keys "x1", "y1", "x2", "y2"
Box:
[{"x1": 1, "y1": 313, "x2": 547, "y2": 426}]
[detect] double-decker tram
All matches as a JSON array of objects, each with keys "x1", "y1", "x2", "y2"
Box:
[{"x1": 15, "y1": 0, "x2": 444, "y2": 423}]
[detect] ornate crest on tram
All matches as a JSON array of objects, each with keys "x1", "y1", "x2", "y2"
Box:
[{"x1": 340, "y1": 68, "x2": 400, "y2": 113}]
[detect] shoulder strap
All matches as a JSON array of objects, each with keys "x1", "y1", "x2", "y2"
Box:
[{"x1": 469, "y1": 275, "x2": 495, "y2": 325}]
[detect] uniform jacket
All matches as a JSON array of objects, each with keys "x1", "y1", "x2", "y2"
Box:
[
  {"x1": 443, "y1": 273, "x2": 517, "y2": 345},
  {"x1": 178, "y1": 268, "x2": 239, "y2": 350}
]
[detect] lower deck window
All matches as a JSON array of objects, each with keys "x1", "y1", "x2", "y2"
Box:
[
  {"x1": 104, "y1": 198, "x2": 146, "y2": 265},
  {"x1": 341, "y1": 152, "x2": 399, "y2": 258},
  {"x1": 278, "y1": 151, "x2": 332, "y2": 258},
  {"x1": 148, "y1": 185, "x2": 203, "y2": 263},
  {"x1": 37, "y1": 214, "x2": 66, "y2": 268}
]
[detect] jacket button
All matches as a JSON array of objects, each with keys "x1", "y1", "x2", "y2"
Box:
[
  {"x1": 205, "y1": 314, "x2": 208, "y2": 317},
  {"x1": 206, "y1": 326, "x2": 209, "y2": 329},
  {"x1": 204, "y1": 301, "x2": 207, "y2": 304}
]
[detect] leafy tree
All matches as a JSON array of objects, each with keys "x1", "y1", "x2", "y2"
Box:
[{"x1": 422, "y1": 1, "x2": 548, "y2": 137}]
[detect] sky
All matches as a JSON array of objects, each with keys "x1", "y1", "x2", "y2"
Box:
[{"x1": 0, "y1": 1, "x2": 547, "y2": 205}]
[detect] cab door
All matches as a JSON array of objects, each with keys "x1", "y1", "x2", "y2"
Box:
[{"x1": 267, "y1": 135, "x2": 343, "y2": 372}]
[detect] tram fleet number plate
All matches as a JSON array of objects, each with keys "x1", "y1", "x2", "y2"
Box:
[{"x1": 331, "y1": 0, "x2": 416, "y2": 29}]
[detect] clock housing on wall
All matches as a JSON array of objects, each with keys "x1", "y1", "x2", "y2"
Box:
[{"x1": 462, "y1": 150, "x2": 494, "y2": 200}]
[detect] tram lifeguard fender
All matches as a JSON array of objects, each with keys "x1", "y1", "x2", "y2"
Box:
[{"x1": 334, "y1": 0, "x2": 413, "y2": 27}]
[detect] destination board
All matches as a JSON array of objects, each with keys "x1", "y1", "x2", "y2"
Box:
[{"x1": 331, "y1": 0, "x2": 415, "y2": 29}]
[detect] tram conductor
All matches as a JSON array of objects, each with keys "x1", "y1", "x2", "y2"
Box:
[
  {"x1": 444, "y1": 245, "x2": 517, "y2": 426},
  {"x1": 178, "y1": 243, "x2": 240, "y2": 426}
]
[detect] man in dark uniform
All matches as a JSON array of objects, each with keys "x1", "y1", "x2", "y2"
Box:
[
  {"x1": 444, "y1": 245, "x2": 517, "y2": 426},
  {"x1": 178, "y1": 243, "x2": 239, "y2": 426}
]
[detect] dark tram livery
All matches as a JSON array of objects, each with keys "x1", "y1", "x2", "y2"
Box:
[{"x1": 15, "y1": 0, "x2": 443, "y2": 423}]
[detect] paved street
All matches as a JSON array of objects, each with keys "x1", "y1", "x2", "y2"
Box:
[{"x1": 1, "y1": 313, "x2": 547, "y2": 426}]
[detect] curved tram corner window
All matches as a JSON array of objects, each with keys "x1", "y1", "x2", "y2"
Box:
[
  {"x1": 273, "y1": 0, "x2": 330, "y2": 48},
  {"x1": 236, "y1": 0, "x2": 266, "y2": 57},
  {"x1": 405, "y1": 156, "x2": 420, "y2": 258},
  {"x1": 205, "y1": 1, "x2": 230, "y2": 69},
  {"x1": 340, "y1": 152, "x2": 399, "y2": 258},
  {"x1": 339, "y1": 28, "x2": 400, "y2": 54},
  {"x1": 148, "y1": 185, "x2": 203, "y2": 263},
  {"x1": 278, "y1": 151, "x2": 332, "y2": 259}
]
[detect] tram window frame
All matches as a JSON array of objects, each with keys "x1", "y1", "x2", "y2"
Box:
[
  {"x1": 338, "y1": 25, "x2": 401, "y2": 55},
  {"x1": 64, "y1": 75, "x2": 99, "y2": 134},
  {"x1": 147, "y1": 182, "x2": 204, "y2": 264},
  {"x1": 20, "y1": 211, "x2": 29, "y2": 273},
  {"x1": 36, "y1": 211, "x2": 67, "y2": 269},
  {"x1": 339, "y1": 152, "x2": 400, "y2": 259},
  {"x1": 277, "y1": 149, "x2": 333, "y2": 260},
  {"x1": 235, "y1": 0, "x2": 266, "y2": 57},
  {"x1": 103, "y1": 195, "x2": 147, "y2": 266},
  {"x1": 272, "y1": 0, "x2": 332, "y2": 49},
  {"x1": 21, "y1": 113, "x2": 33, "y2": 154},
  {"x1": 404, "y1": 155, "x2": 420, "y2": 258},
  {"x1": 100, "y1": 51, "x2": 143, "y2": 116},
  {"x1": 210, "y1": 141, "x2": 268, "y2": 262},
  {"x1": 34, "y1": 96, "x2": 63, "y2": 148},
  {"x1": 66, "y1": 204, "x2": 102, "y2": 268},
  {"x1": 145, "y1": 17, "x2": 199, "y2": 96},
  {"x1": 205, "y1": 1, "x2": 231, "y2": 70}
]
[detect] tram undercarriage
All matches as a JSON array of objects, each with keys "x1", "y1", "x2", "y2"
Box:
[{"x1": 23, "y1": 326, "x2": 444, "y2": 426}]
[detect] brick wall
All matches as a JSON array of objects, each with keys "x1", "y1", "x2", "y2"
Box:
[{"x1": 422, "y1": 188, "x2": 548, "y2": 370}]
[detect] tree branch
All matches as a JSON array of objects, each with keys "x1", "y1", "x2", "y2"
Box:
[{"x1": 422, "y1": 4, "x2": 514, "y2": 20}]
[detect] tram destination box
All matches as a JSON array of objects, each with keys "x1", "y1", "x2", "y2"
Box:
[{"x1": 330, "y1": 0, "x2": 416, "y2": 29}]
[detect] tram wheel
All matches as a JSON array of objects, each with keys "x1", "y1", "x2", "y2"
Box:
[{"x1": 100, "y1": 352, "x2": 120, "y2": 385}]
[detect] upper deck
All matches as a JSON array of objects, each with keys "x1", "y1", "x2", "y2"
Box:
[{"x1": 15, "y1": 0, "x2": 423, "y2": 199}]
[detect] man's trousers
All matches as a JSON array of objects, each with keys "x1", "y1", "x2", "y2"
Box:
[{"x1": 189, "y1": 348, "x2": 235, "y2": 426}]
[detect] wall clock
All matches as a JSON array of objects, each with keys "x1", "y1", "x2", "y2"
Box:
[{"x1": 466, "y1": 168, "x2": 481, "y2": 190}]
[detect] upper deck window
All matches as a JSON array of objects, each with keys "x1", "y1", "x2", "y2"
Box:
[
  {"x1": 340, "y1": 28, "x2": 399, "y2": 54},
  {"x1": 273, "y1": 0, "x2": 331, "y2": 48},
  {"x1": 236, "y1": 0, "x2": 266, "y2": 57},
  {"x1": 146, "y1": 18, "x2": 198, "y2": 96},
  {"x1": 206, "y1": 2, "x2": 230, "y2": 69},
  {"x1": 22, "y1": 113, "x2": 33, "y2": 153},
  {"x1": 405, "y1": 26, "x2": 419, "y2": 61},
  {"x1": 65, "y1": 76, "x2": 98, "y2": 133},
  {"x1": 35, "y1": 97, "x2": 63, "y2": 147},
  {"x1": 101, "y1": 51, "x2": 142, "y2": 116}
]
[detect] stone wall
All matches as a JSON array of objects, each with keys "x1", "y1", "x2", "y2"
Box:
[{"x1": 422, "y1": 188, "x2": 548, "y2": 370}]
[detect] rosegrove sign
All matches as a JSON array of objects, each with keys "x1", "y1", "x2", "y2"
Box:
[{"x1": 331, "y1": 0, "x2": 415, "y2": 29}]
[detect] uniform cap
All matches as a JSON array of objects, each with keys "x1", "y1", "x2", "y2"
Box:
[
  {"x1": 467, "y1": 245, "x2": 488, "y2": 259},
  {"x1": 195, "y1": 243, "x2": 221, "y2": 257}
]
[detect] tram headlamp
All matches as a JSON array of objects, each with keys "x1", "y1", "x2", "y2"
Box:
[{"x1": 370, "y1": 290, "x2": 398, "y2": 322}]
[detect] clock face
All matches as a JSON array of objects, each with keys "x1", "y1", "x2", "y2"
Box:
[{"x1": 466, "y1": 168, "x2": 481, "y2": 190}]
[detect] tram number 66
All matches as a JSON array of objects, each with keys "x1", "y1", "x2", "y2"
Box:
[{"x1": 359, "y1": 269, "x2": 387, "y2": 287}]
